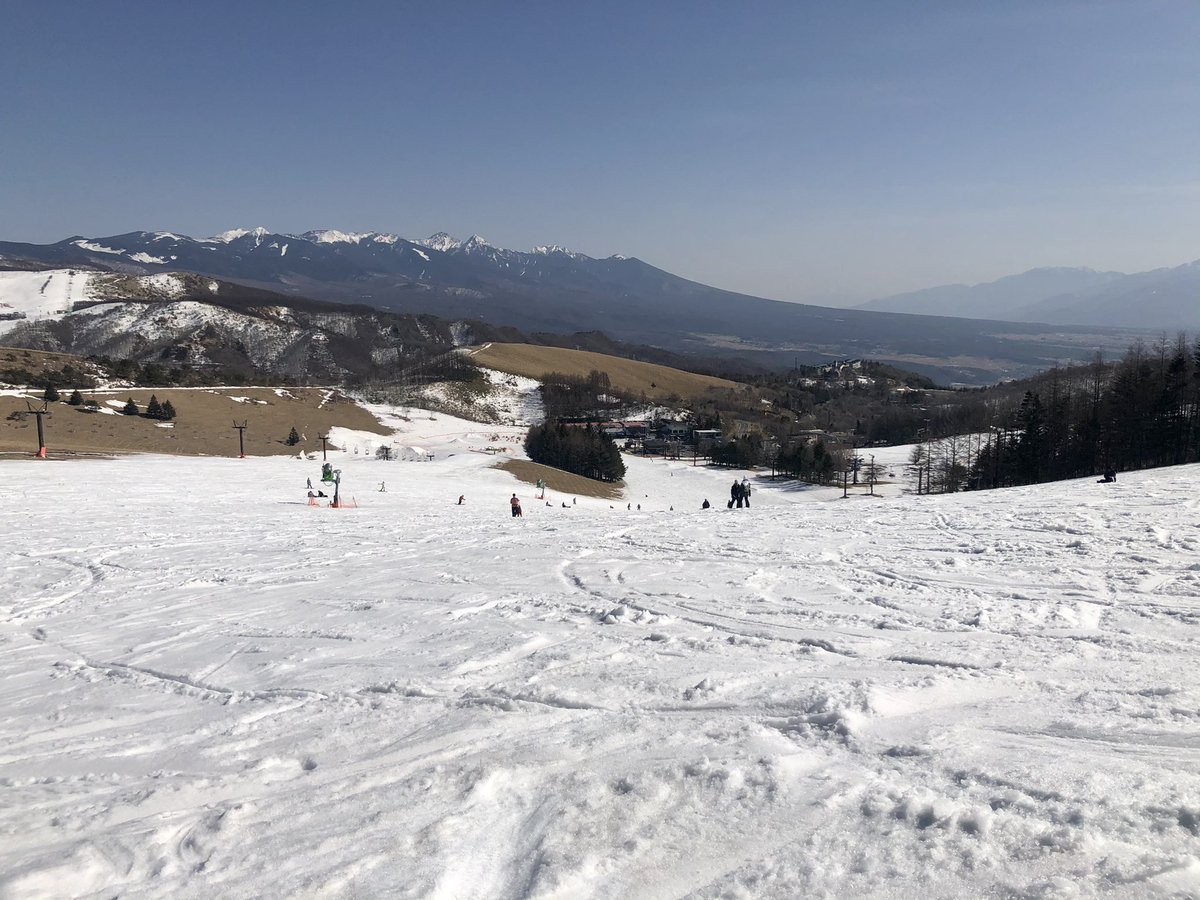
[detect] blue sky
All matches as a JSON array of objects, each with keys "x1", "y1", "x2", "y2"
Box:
[{"x1": 3, "y1": 1, "x2": 1198, "y2": 303}]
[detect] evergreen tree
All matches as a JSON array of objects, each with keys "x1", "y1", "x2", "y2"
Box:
[
  {"x1": 1013, "y1": 391, "x2": 1045, "y2": 484},
  {"x1": 286, "y1": 426, "x2": 301, "y2": 446},
  {"x1": 122, "y1": 398, "x2": 139, "y2": 416},
  {"x1": 67, "y1": 389, "x2": 84, "y2": 406},
  {"x1": 524, "y1": 422, "x2": 625, "y2": 481},
  {"x1": 146, "y1": 395, "x2": 164, "y2": 420},
  {"x1": 43, "y1": 384, "x2": 60, "y2": 402},
  {"x1": 161, "y1": 399, "x2": 176, "y2": 420}
]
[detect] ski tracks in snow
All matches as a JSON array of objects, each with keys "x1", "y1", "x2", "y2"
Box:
[{"x1": 3, "y1": 455, "x2": 1200, "y2": 897}]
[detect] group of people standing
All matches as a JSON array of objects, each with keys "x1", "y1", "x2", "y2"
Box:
[{"x1": 729, "y1": 476, "x2": 752, "y2": 508}]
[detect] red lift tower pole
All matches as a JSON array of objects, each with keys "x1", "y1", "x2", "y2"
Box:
[{"x1": 27, "y1": 400, "x2": 49, "y2": 459}]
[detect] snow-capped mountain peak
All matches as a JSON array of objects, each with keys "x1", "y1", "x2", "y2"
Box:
[
  {"x1": 305, "y1": 229, "x2": 371, "y2": 244},
  {"x1": 418, "y1": 232, "x2": 462, "y2": 252},
  {"x1": 531, "y1": 244, "x2": 585, "y2": 258},
  {"x1": 460, "y1": 234, "x2": 493, "y2": 252},
  {"x1": 205, "y1": 227, "x2": 270, "y2": 244},
  {"x1": 303, "y1": 229, "x2": 399, "y2": 245}
]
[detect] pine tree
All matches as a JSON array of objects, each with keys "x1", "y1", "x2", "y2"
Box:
[
  {"x1": 122, "y1": 398, "x2": 139, "y2": 416},
  {"x1": 146, "y1": 395, "x2": 163, "y2": 420},
  {"x1": 43, "y1": 384, "x2": 60, "y2": 402},
  {"x1": 524, "y1": 422, "x2": 624, "y2": 481},
  {"x1": 286, "y1": 426, "x2": 301, "y2": 446},
  {"x1": 161, "y1": 400, "x2": 176, "y2": 420},
  {"x1": 67, "y1": 389, "x2": 83, "y2": 406}
]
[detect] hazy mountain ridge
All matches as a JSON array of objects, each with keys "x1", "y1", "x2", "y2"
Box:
[{"x1": 860, "y1": 262, "x2": 1200, "y2": 329}]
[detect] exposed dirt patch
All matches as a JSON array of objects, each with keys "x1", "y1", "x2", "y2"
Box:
[{"x1": 494, "y1": 458, "x2": 624, "y2": 501}]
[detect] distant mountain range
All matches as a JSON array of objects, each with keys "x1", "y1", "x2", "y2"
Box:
[
  {"x1": 858, "y1": 261, "x2": 1200, "y2": 329},
  {"x1": 0, "y1": 228, "x2": 1162, "y2": 384}
]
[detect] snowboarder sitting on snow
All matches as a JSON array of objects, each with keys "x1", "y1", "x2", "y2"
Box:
[
  {"x1": 702, "y1": 498, "x2": 711, "y2": 509},
  {"x1": 1098, "y1": 468, "x2": 1117, "y2": 483}
]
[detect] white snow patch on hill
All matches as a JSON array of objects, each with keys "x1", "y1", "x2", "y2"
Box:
[
  {"x1": 3, "y1": 409, "x2": 1200, "y2": 898},
  {"x1": 0, "y1": 270, "x2": 96, "y2": 334},
  {"x1": 140, "y1": 273, "x2": 186, "y2": 297},
  {"x1": 71, "y1": 239, "x2": 123, "y2": 254}
]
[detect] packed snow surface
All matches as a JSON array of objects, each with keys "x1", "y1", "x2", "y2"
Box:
[
  {"x1": 0, "y1": 270, "x2": 96, "y2": 335},
  {"x1": 3, "y1": 417, "x2": 1200, "y2": 897}
]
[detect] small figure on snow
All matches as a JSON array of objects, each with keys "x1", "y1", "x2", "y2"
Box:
[
  {"x1": 510, "y1": 494, "x2": 523, "y2": 518},
  {"x1": 1098, "y1": 468, "x2": 1117, "y2": 483},
  {"x1": 458, "y1": 494, "x2": 465, "y2": 505},
  {"x1": 741, "y1": 477, "x2": 751, "y2": 508},
  {"x1": 702, "y1": 498, "x2": 711, "y2": 509},
  {"x1": 307, "y1": 477, "x2": 313, "y2": 490},
  {"x1": 378, "y1": 481, "x2": 386, "y2": 492}
]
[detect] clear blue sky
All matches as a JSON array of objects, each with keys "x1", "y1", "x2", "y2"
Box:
[{"x1": 3, "y1": 1, "x2": 1198, "y2": 304}]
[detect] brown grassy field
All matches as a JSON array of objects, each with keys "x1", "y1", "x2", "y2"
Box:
[
  {"x1": 0, "y1": 386, "x2": 388, "y2": 459},
  {"x1": 0, "y1": 347, "x2": 105, "y2": 378},
  {"x1": 467, "y1": 343, "x2": 747, "y2": 402},
  {"x1": 494, "y1": 458, "x2": 624, "y2": 500}
]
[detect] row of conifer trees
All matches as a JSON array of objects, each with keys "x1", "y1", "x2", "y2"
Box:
[{"x1": 524, "y1": 423, "x2": 626, "y2": 482}]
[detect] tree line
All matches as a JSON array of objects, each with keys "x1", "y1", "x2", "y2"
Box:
[
  {"x1": 539, "y1": 370, "x2": 640, "y2": 422},
  {"x1": 524, "y1": 422, "x2": 626, "y2": 482},
  {"x1": 909, "y1": 337, "x2": 1200, "y2": 492}
]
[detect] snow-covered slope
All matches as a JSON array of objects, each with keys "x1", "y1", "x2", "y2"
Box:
[
  {"x1": 3, "y1": 418, "x2": 1199, "y2": 897},
  {"x1": 0, "y1": 269, "x2": 202, "y2": 336},
  {"x1": 0, "y1": 270, "x2": 97, "y2": 334}
]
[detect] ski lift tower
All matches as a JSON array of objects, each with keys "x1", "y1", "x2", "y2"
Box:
[
  {"x1": 27, "y1": 400, "x2": 49, "y2": 459},
  {"x1": 232, "y1": 420, "x2": 247, "y2": 458}
]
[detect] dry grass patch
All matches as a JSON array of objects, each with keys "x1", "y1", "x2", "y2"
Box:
[
  {"x1": 0, "y1": 387, "x2": 388, "y2": 458},
  {"x1": 468, "y1": 343, "x2": 746, "y2": 402},
  {"x1": 0, "y1": 347, "x2": 103, "y2": 377},
  {"x1": 495, "y1": 458, "x2": 624, "y2": 501}
]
